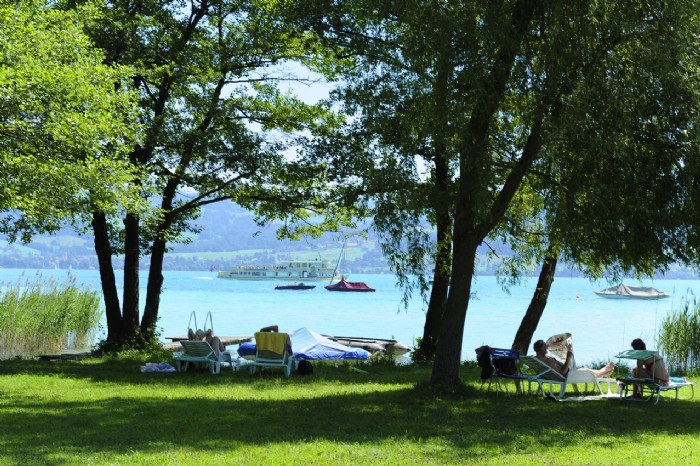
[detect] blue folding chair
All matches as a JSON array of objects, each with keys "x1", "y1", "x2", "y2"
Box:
[{"x1": 476, "y1": 346, "x2": 530, "y2": 396}]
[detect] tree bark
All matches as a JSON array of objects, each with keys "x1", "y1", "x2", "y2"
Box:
[
  {"x1": 430, "y1": 233, "x2": 478, "y2": 388},
  {"x1": 121, "y1": 212, "x2": 140, "y2": 340},
  {"x1": 141, "y1": 238, "x2": 166, "y2": 339},
  {"x1": 511, "y1": 253, "x2": 558, "y2": 355},
  {"x1": 415, "y1": 155, "x2": 452, "y2": 361},
  {"x1": 91, "y1": 211, "x2": 123, "y2": 345}
]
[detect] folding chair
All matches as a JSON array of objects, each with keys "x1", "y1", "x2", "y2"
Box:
[{"x1": 476, "y1": 346, "x2": 529, "y2": 395}]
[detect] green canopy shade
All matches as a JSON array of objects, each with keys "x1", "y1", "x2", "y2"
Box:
[{"x1": 615, "y1": 349, "x2": 658, "y2": 360}]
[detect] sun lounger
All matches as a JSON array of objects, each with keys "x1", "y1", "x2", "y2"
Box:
[
  {"x1": 615, "y1": 349, "x2": 694, "y2": 404},
  {"x1": 174, "y1": 340, "x2": 238, "y2": 374},
  {"x1": 247, "y1": 332, "x2": 295, "y2": 377},
  {"x1": 520, "y1": 355, "x2": 607, "y2": 398}
]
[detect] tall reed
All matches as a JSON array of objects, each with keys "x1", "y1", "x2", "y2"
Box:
[
  {"x1": 0, "y1": 272, "x2": 102, "y2": 359},
  {"x1": 658, "y1": 291, "x2": 700, "y2": 372}
]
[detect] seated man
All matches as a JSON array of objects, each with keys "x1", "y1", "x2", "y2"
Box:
[
  {"x1": 630, "y1": 338, "x2": 669, "y2": 385},
  {"x1": 533, "y1": 339, "x2": 615, "y2": 378}
]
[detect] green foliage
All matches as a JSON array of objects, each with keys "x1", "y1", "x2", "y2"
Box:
[
  {"x1": 658, "y1": 292, "x2": 700, "y2": 373},
  {"x1": 0, "y1": 0, "x2": 142, "y2": 240},
  {"x1": 0, "y1": 273, "x2": 102, "y2": 358}
]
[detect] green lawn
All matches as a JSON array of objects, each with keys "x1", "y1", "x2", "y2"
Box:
[{"x1": 0, "y1": 358, "x2": 697, "y2": 465}]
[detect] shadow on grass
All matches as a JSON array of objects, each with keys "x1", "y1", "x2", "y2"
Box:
[{"x1": 0, "y1": 359, "x2": 699, "y2": 464}]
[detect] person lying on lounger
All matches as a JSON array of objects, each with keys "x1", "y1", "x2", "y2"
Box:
[
  {"x1": 533, "y1": 339, "x2": 615, "y2": 378},
  {"x1": 258, "y1": 324, "x2": 293, "y2": 355},
  {"x1": 188, "y1": 328, "x2": 226, "y2": 356},
  {"x1": 630, "y1": 338, "x2": 669, "y2": 385}
]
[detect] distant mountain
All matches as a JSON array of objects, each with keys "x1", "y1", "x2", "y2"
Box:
[{"x1": 2, "y1": 202, "x2": 697, "y2": 279}]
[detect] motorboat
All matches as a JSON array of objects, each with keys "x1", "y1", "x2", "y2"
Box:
[
  {"x1": 274, "y1": 282, "x2": 316, "y2": 290},
  {"x1": 595, "y1": 284, "x2": 670, "y2": 299}
]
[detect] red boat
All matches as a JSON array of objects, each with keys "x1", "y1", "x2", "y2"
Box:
[{"x1": 324, "y1": 278, "x2": 375, "y2": 292}]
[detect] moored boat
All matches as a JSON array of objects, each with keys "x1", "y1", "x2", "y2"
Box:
[
  {"x1": 325, "y1": 277, "x2": 375, "y2": 292},
  {"x1": 218, "y1": 259, "x2": 341, "y2": 281},
  {"x1": 274, "y1": 282, "x2": 316, "y2": 290},
  {"x1": 595, "y1": 284, "x2": 670, "y2": 299}
]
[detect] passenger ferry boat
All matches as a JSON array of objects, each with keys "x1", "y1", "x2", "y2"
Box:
[{"x1": 217, "y1": 259, "x2": 341, "y2": 281}]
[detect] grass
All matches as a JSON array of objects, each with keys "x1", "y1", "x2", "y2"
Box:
[{"x1": 0, "y1": 358, "x2": 698, "y2": 465}]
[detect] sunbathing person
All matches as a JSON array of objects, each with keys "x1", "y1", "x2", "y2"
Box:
[
  {"x1": 630, "y1": 338, "x2": 670, "y2": 385},
  {"x1": 188, "y1": 328, "x2": 226, "y2": 356},
  {"x1": 533, "y1": 339, "x2": 615, "y2": 378},
  {"x1": 258, "y1": 324, "x2": 293, "y2": 355}
]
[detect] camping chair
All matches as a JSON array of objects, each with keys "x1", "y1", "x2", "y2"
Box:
[
  {"x1": 615, "y1": 349, "x2": 694, "y2": 404},
  {"x1": 248, "y1": 332, "x2": 295, "y2": 377},
  {"x1": 174, "y1": 340, "x2": 238, "y2": 374},
  {"x1": 520, "y1": 355, "x2": 606, "y2": 398},
  {"x1": 476, "y1": 346, "x2": 530, "y2": 395}
]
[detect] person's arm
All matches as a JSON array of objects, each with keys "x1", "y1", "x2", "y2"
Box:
[{"x1": 562, "y1": 350, "x2": 574, "y2": 375}]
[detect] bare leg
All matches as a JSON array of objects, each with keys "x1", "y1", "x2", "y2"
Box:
[
  {"x1": 209, "y1": 336, "x2": 225, "y2": 356},
  {"x1": 592, "y1": 361, "x2": 615, "y2": 378}
]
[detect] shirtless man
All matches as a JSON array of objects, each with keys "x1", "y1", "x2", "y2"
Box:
[{"x1": 533, "y1": 339, "x2": 615, "y2": 378}]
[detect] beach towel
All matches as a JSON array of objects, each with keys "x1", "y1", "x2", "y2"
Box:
[{"x1": 255, "y1": 332, "x2": 288, "y2": 355}]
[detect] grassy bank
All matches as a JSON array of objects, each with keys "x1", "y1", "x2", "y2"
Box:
[{"x1": 0, "y1": 358, "x2": 697, "y2": 465}]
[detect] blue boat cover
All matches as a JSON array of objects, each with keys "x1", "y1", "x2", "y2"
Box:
[{"x1": 237, "y1": 327, "x2": 370, "y2": 361}]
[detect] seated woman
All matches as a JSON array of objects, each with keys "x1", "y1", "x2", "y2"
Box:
[
  {"x1": 533, "y1": 339, "x2": 615, "y2": 378},
  {"x1": 188, "y1": 328, "x2": 226, "y2": 356},
  {"x1": 630, "y1": 338, "x2": 670, "y2": 385}
]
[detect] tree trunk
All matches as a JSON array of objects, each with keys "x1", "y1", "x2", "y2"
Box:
[
  {"x1": 414, "y1": 149, "x2": 452, "y2": 361},
  {"x1": 511, "y1": 253, "x2": 558, "y2": 355},
  {"x1": 141, "y1": 238, "x2": 167, "y2": 339},
  {"x1": 430, "y1": 234, "x2": 478, "y2": 388},
  {"x1": 91, "y1": 211, "x2": 123, "y2": 345},
  {"x1": 429, "y1": 0, "x2": 542, "y2": 390},
  {"x1": 121, "y1": 212, "x2": 140, "y2": 341},
  {"x1": 415, "y1": 257, "x2": 449, "y2": 361}
]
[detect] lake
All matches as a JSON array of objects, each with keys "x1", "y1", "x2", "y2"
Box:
[{"x1": 2, "y1": 268, "x2": 697, "y2": 366}]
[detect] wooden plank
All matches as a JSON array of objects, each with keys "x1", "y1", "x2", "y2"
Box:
[{"x1": 163, "y1": 335, "x2": 252, "y2": 351}]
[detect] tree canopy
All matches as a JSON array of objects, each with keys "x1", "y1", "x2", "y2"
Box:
[
  {"x1": 301, "y1": 0, "x2": 700, "y2": 389},
  {"x1": 0, "y1": 0, "x2": 140, "y2": 241},
  {"x1": 56, "y1": 0, "x2": 352, "y2": 349}
]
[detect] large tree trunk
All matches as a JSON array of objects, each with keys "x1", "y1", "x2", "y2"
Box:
[
  {"x1": 511, "y1": 253, "x2": 558, "y2": 355},
  {"x1": 141, "y1": 238, "x2": 167, "y2": 339},
  {"x1": 429, "y1": 0, "x2": 542, "y2": 390},
  {"x1": 414, "y1": 152, "x2": 452, "y2": 361},
  {"x1": 121, "y1": 212, "x2": 140, "y2": 341},
  {"x1": 415, "y1": 253, "x2": 449, "y2": 361},
  {"x1": 91, "y1": 211, "x2": 123, "y2": 345},
  {"x1": 430, "y1": 232, "x2": 478, "y2": 388}
]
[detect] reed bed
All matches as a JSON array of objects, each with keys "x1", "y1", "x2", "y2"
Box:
[
  {"x1": 0, "y1": 272, "x2": 101, "y2": 358},
  {"x1": 658, "y1": 292, "x2": 700, "y2": 372}
]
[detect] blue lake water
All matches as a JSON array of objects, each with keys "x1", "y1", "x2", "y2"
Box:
[{"x1": 3, "y1": 268, "x2": 698, "y2": 366}]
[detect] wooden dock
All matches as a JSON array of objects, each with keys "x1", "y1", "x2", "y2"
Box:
[
  {"x1": 38, "y1": 349, "x2": 93, "y2": 361},
  {"x1": 163, "y1": 335, "x2": 252, "y2": 351},
  {"x1": 323, "y1": 335, "x2": 410, "y2": 356}
]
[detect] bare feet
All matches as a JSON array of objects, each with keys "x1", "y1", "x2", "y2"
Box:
[{"x1": 601, "y1": 361, "x2": 615, "y2": 377}]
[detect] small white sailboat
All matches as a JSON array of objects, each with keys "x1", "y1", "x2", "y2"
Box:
[{"x1": 595, "y1": 284, "x2": 670, "y2": 300}]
